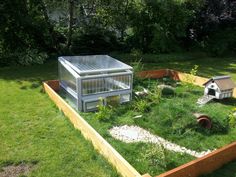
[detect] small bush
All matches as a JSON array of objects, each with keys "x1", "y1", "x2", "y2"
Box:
[
  {"x1": 95, "y1": 100, "x2": 113, "y2": 122},
  {"x1": 18, "y1": 49, "x2": 48, "y2": 65}
]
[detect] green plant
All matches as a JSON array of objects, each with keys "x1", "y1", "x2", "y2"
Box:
[
  {"x1": 142, "y1": 144, "x2": 167, "y2": 169},
  {"x1": 133, "y1": 99, "x2": 150, "y2": 113},
  {"x1": 95, "y1": 99, "x2": 113, "y2": 121},
  {"x1": 130, "y1": 49, "x2": 143, "y2": 61},
  {"x1": 18, "y1": 49, "x2": 48, "y2": 65},
  {"x1": 131, "y1": 59, "x2": 144, "y2": 86},
  {"x1": 184, "y1": 65, "x2": 199, "y2": 90},
  {"x1": 148, "y1": 86, "x2": 162, "y2": 104},
  {"x1": 228, "y1": 108, "x2": 236, "y2": 128}
]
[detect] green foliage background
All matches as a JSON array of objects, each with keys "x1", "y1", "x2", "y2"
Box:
[{"x1": 0, "y1": 0, "x2": 235, "y2": 65}]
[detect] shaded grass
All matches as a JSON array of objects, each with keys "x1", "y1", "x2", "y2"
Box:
[
  {"x1": 201, "y1": 160, "x2": 236, "y2": 177},
  {"x1": 111, "y1": 52, "x2": 236, "y2": 81},
  {"x1": 0, "y1": 61, "x2": 119, "y2": 177}
]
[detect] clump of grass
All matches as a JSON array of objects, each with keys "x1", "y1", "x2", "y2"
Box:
[{"x1": 133, "y1": 99, "x2": 151, "y2": 113}]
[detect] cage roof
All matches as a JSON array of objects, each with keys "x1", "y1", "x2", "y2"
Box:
[
  {"x1": 59, "y1": 55, "x2": 132, "y2": 74},
  {"x1": 203, "y1": 75, "x2": 236, "y2": 90}
]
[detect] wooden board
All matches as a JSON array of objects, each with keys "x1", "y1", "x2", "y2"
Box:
[
  {"x1": 43, "y1": 81, "x2": 142, "y2": 177},
  {"x1": 156, "y1": 142, "x2": 236, "y2": 177},
  {"x1": 139, "y1": 69, "x2": 236, "y2": 98}
]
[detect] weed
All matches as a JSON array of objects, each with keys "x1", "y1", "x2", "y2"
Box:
[
  {"x1": 95, "y1": 99, "x2": 113, "y2": 121},
  {"x1": 184, "y1": 65, "x2": 199, "y2": 90},
  {"x1": 133, "y1": 99, "x2": 150, "y2": 113},
  {"x1": 141, "y1": 144, "x2": 167, "y2": 169}
]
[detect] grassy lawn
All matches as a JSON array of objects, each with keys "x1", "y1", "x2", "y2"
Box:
[
  {"x1": 0, "y1": 61, "x2": 119, "y2": 177},
  {"x1": 0, "y1": 52, "x2": 235, "y2": 177},
  {"x1": 111, "y1": 52, "x2": 236, "y2": 81},
  {"x1": 79, "y1": 77, "x2": 236, "y2": 176}
]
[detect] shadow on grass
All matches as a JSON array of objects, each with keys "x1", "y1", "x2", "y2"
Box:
[
  {"x1": 215, "y1": 98, "x2": 236, "y2": 107},
  {"x1": 201, "y1": 160, "x2": 236, "y2": 177},
  {"x1": 0, "y1": 60, "x2": 58, "y2": 90}
]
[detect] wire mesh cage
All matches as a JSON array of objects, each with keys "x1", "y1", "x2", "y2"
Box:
[{"x1": 58, "y1": 55, "x2": 133, "y2": 112}]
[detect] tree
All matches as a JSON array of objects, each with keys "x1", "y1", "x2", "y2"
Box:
[{"x1": 67, "y1": 0, "x2": 75, "y2": 49}]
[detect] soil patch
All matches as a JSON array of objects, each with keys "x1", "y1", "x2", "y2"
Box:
[{"x1": 0, "y1": 163, "x2": 34, "y2": 177}]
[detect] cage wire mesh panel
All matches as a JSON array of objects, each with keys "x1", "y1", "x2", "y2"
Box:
[{"x1": 58, "y1": 55, "x2": 133, "y2": 112}]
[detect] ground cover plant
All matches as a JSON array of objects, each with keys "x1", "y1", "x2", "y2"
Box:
[
  {"x1": 77, "y1": 75, "x2": 236, "y2": 176},
  {"x1": 0, "y1": 61, "x2": 119, "y2": 177}
]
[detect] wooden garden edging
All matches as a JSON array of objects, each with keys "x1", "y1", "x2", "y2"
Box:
[
  {"x1": 139, "y1": 69, "x2": 236, "y2": 98},
  {"x1": 43, "y1": 80, "x2": 145, "y2": 177},
  {"x1": 156, "y1": 142, "x2": 236, "y2": 177},
  {"x1": 44, "y1": 69, "x2": 236, "y2": 177}
]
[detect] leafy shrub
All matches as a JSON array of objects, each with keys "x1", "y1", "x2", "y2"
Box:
[
  {"x1": 18, "y1": 49, "x2": 48, "y2": 65},
  {"x1": 95, "y1": 100, "x2": 113, "y2": 122},
  {"x1": 0, "y1": 48, "x2": 48, "y2": 66},
  {"x1": 204, "y1": 28, "x2": 236, "y2": 56},
  {"x1": 71, "y1": 29, "x2": 119, "y2": 54}
]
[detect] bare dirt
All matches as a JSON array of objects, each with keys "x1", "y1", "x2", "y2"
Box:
[{"x1": 0, "y1": 163, "x2": 33, "y2": 177}]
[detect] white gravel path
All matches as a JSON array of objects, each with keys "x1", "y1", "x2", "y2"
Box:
[{"x1": 109, "y1": 125, "x2": 212, "y2": 158}]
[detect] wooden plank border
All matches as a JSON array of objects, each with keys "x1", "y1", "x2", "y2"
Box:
[
  {"x1": 43, "y1": 80, "x2": 143, "y2": 177},
  {"x1": 156, "y1": 142, "x2": 236, "y2": 177},
  {"x1": 139, "y1": 69, "x2": 236, "y2": 98}
]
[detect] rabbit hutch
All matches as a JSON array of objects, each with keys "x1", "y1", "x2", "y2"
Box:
[
  {"x1": 58, "y1": 55, "x2": 133, "y2": 112},
  {"x1": 203, "y1": 76, "x2": 236, "y2": 99}
]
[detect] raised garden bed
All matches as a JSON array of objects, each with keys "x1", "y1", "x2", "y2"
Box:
[{"x1": 44, "y1": 69, "x2": 236, "y2": 177}]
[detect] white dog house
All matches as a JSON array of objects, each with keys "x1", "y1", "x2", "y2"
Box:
[{"x1": 203, "y1": 76, "x2": 235, "y2": 99}]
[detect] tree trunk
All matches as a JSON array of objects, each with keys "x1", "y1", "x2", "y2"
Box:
[
  {"x1": 39, "y1": 0, "x2": 58, "y2": 52},
  {"x1": 67, "y1": 0, "x2": 74, "y2": 49}
]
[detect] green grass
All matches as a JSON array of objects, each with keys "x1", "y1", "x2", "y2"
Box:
[
  {"x1": 111, "y1": 52, "x2": 236, "y2": 81},
  {"x1": 0, "y1": 52, "x2": 235, "y2": 177},
  {"x1": 79, "y1": 77, "x2": 236, "y2": 176},
  {"x1": 0, "y1": 61, "x2": 119, "y2": 177},
  {"x1": 201, "y1": 160, "x2": 236, "y2": 177}
]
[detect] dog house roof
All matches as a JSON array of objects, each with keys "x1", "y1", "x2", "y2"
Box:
[
  {"x1": 203, "y1": 76, "x2": 236, "y2": 90},
  {"x1": 59, "y1": 55, "x2": 132, "y2": 75}
]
